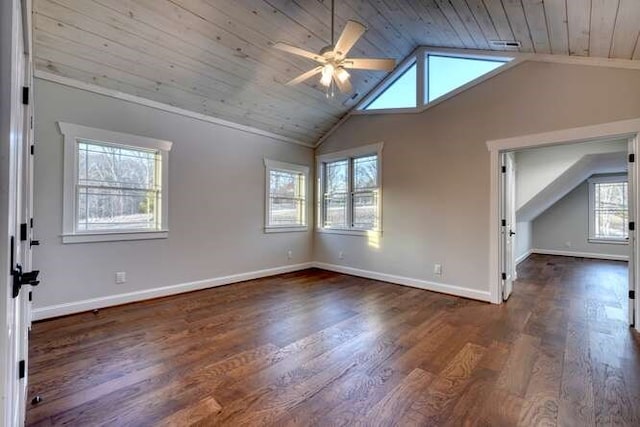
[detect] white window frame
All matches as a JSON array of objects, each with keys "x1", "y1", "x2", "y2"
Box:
[
  {"x1": 316, "y1": 142, "x2": 383, "y2": 236},
  {"x1": 264, "y1": 159, "x2": 309, "y2": 233},
  {"x1": 355, "y1": 47, "x2": 517, "y2": 115},
  {"x1": 588, "y1": 174, "x2": 629, "y2": 245},
  {"x1": 59, "y1": 122, "x2": 172, "y2": 244}
]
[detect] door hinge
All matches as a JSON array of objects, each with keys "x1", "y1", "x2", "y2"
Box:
[
  {"x1": 630, "y1": 221, "x2": 635, "y2": 231},
  {"x1": 30, "y1": 144, "x2": 34, "y2": 155},
  {"x1": 20, "y1": 223, "x2": 28, "y2": 241},
  {"x1": 18, "y1": 360, "x2": 25, "y2": 379},
  {"x1": 501, "y1": 272, "x2": 507, "y2": 280},
  {"x1": 629, "y1": 153, "x2": 635, "y2": 163},
  {"x1": 501, "y1": 219, "x2": 506, "y2": 227},
  {"x1": 29, "y1": 291, "x2": 32, "y2": 302},
  {"x1": 630, "y1": 290, "x2": 636, "y2": 300},
  {"x1": 22, "y1": 87, "x2": 29, "y2": 105},
  {"x1": 501, "y1": 165, "x2": 506, "y2": 173},
  {"x1": 30, "y1": 218, "x2": 34, "y2": 228}
]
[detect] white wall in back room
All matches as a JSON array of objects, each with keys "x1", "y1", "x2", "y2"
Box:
[{"x1": 33, "y1": 78, "x2": 314, "y2": 314}]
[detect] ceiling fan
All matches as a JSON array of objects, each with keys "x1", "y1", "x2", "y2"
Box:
[{"x1": 274, "y1": 0, "x2": 396, "y2": 96}]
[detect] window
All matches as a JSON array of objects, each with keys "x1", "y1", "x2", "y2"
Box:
[
  {"x1": 59, "y1": 122, "x2": 172, "y2": 243},
  {"x1": 264, "y1": 160, "x2": 308, "y2": 232},
  {"x1": 363, "y1": 62, "x2": 417, "y2": 110},
  {"x1": 358, "y1": 49, "x2": 512, "y2": 112},
  {"x1": 589, "y1": 176, "x2": 629, "y2": 243},
  {"x1": 426, "y1": 54, "x2": 507, "y2": 102},
  {"x1": 317, "y1": 143, "x2": 382, "y2": 233}
]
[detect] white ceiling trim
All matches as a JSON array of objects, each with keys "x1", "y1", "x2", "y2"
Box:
[
  {"x1": 34, "y1": 70, "x2": 313, "y2": 148},
  {"x1": 316, "y1": 48, "x2": 640, "y2": 148}
]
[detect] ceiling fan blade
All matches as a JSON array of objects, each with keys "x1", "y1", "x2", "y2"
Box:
[
  {"x1": 334, "y1": 75, "x2": 353, "y2": 93},
  {"x1": 274, "y1": 42, "x2": 326, "y2": 63},
  {"x1": 286, "y1": 66, "x2": 323, "y2": 85},
  {"x1": 333, "y1": 20, "x2": 366, "y2": 58},
  {"x1": 342, "y1": 58, "x2": 395, "y2": 71}
]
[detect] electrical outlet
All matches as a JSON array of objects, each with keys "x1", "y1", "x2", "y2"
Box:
[
  {"x1": 115, "y1": 271, "x2": 126, "y2": 284},
  {"x1": 433, "y1": 264, "x2": 442, "y2": 276},
  {"x1": 287, "y1": 250, "x2": 293, "y2": 260},
  {"x1": 338, "y1": 251, "x2": 344, "y2": 260}
]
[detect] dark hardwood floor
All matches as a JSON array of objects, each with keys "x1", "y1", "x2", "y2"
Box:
[{"x1": 26, "y1": 255, "x2": 640, "y2": 426}]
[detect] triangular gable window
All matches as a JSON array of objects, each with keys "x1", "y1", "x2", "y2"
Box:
[
  {"x1": 363, "y1": 63, "x2": 417, "y2": 110},
  {"x1": 427, "y1": 55, "x2": 507, "y2": 102},
  {"x1": 360, "y1": 50, "x2": 512, "y2": 112}
]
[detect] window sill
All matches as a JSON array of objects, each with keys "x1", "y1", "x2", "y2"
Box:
[
  {"x1": 588, "y1": 238, "x2": 628, "y2": 245},
  {"x1": 264, "y1": 226, "x2": 308, "y2": 233},
  {"x1": 62, "y1": 230, "x2": 169, "y2": 244},
  {"x1": 316, "y1": 228, "x2": 382, "y2": 236}
]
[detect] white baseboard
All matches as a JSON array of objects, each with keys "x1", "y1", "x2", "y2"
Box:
[
  {"x1": 312, "y1": 262, "x2": 492, "y2": 303},
  {"x1": 516, "y1": 250, "x2": 533, "y2": 265},
  {"x1": 531, "y1": 248, "x2": 629, "y2": 261},
  {"x1": 32, "y1": 262, "x2": 314, "y2": 321}
]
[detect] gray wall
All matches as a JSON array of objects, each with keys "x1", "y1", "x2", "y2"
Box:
[
  {"x1": 33, "y1": 79, "x2": 313, "y2": 308},
  {"x1": 532, "y1": 180, "x2": 629, "y2": 257},
  {"x1": 316, "y1": 61, "x2": 640, "y2": 293}
]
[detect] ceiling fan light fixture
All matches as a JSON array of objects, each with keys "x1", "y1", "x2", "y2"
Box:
[
  {"x1": 273, "y1": 0, "x2": 395, "y2": 96},
  {"x1": 335, "y1": 67, "x2": 350, "y2": 83},
  {"x1": 320, "y1": 64, "x2": 334, "y2": 87}
]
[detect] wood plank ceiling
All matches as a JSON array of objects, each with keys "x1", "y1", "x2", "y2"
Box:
[{"x1": 33, "y1": 0, "x2": 640, "y2": 145}]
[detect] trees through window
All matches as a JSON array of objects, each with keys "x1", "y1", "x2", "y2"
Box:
[
  {"x1": 319, "y1": 144, "x2": 382, "y2": 232},
  {"x1": 76, "y1": 141, "x2": 161, "y2": 232},
  {"x1": 589, "y1": 176, "x2": 629, "y2": 242},
  {"x1": 264, "y1": 160, "x2": 308, "y2": 232}
]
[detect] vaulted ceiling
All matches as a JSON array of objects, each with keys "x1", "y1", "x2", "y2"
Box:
[{"x1": 33, "y1": 0, "x2": 640, "y2": 145}]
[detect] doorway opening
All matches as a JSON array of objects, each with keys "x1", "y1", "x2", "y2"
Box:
[{"x1": 487, "y1": 119, "x2": 640, "y2": 332}]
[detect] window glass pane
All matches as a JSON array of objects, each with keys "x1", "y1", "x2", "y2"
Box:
[
  {"x1": 325, "y1": 160, "x2": 348, "y2": 193},
  {"x1": 76, "y1": 140, "x2": 160, "y2": 232},
  {"x1": 595, "y1": 210, "x2": 627, "y2": 239},
  {"x1": 267, "y1": 168, "x2": 306, "y2": 227},
  {"x1": 76, "y1": 188, "x2": 159, "y2": 231},
  {"x1": 595, "y1": 182, "x2": 627, "y2": 210},
  {"x1": 354, "y1": 155, "x2": 378, "y2": 190},
  {"x1": 78, "y1": 141, "x2": 158, "y2": 190},
  {"x1": 364, "y1": 63, "x2": 417, "y2": 110},
  {"x1": 269, "y1": 197, "x2": 303, "y2": 226},
  {"x1": 427, "y1": 55, "x2": 506, "y2": 102},
  {"x1": 594, "y1": 181, "x2": 628, "y2": 239},
  {"x1": 324, "y1": 193, "x2": 348, "y2": 228},
  {"x1": 353, "y1": 192, "x2": 378, "y2": 229},
  {"x1": 270, "y1": 170, "x2": 298, "y2": 198}
]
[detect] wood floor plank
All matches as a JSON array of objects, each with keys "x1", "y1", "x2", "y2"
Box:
[
  {"x1": 592, "y1": 362, "x2": 637, "y2": 426},
  {"x1": 496, "y1": 334, "x2": 541, "y2": 397},
  {"x1": 407, "y1": 342, "x2": 487, "y2": 424},
  {"x1": 157, "y1": 395, "x2": 221, "y2": 427},
  {"x1": 362, "y1": 368, "x2": 436, "y2": 426},
  {"x1": 26, "y1": 256, "x2": 640, "y2": 426},
  {"x1": 559, "y1": 321, "x2": 596, "y2": 426}
]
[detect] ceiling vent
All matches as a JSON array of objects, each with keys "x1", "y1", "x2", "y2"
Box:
[{"x1": 490, "y1": 40, "x2": 521, "y2": 49}]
